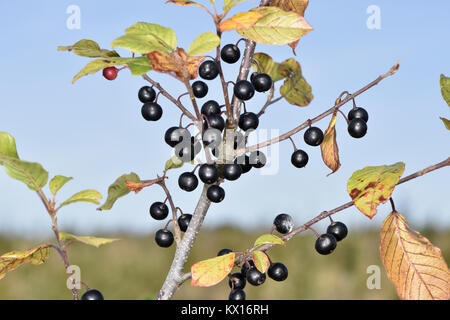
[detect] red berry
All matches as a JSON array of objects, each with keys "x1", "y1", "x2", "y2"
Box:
[{"x1": 102, "y1": 67, "x2": 118, "y2": 80}]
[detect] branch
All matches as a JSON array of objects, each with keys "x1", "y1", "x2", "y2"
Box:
[
  {"x1": 142, "y1": 74, "x2": 197, "y2": 121},
  {"x1": 239, "y1": 61, "x2": 401, "y2": 155},
  {"x1": 157, "y1": 179, "x2": 182, "y2": 243}
]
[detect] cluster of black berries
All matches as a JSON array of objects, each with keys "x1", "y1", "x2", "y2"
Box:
[
  {"x1": 314, "y1": 221, "x2": 348, "y2": 255},
  {"x1": 347, "y1": 107, "x2": 369, "y2": 138},
  {"x1": 217, "y1": 249, "x2": 289, "y2": 300},
  {"x1": 139, "y1": 86, "x2": 163, "y2": 121},
  {"x1": 290, "y1": 126, "x2": 325, "y2": 169}
]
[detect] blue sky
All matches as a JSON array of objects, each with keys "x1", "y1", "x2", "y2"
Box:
[{"x1": 0, "y1": 1, "x2": 449, "y2": 239}]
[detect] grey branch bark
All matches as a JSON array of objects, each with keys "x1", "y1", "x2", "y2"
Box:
[{"x1": 157, "y1": 185, "x2": 211, "y2": 300}]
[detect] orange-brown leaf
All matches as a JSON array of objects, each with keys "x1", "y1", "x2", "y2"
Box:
[
  {"x1": 320, "y1": 111, "x2": 341, "y2": 176},
  {"x1": 0, "y1": 245, "x2": 50, "y2": 280},
  {"x1": 252, "y1": 251, "x2": 270, "y2": 273},
  {"x1": 220, "y1": 12, "x2": 264, "y2": 32},
  {"x1": 125, "y1": 178, "x2": 162, "y2": 194},
  {"x1": 147, "y1": 48, "x2": 205, "y2": 80},
  {"x1": 191, "y1": 253, "x2": 235, "y2": 287},
  {"x1": 380, "y1": 211, "x2": 450, "y2": 300}
]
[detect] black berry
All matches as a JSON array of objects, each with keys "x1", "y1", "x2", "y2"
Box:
[
  {"x1": 234, "y1": 80, "x2": 255, "y2": 101},
  {"x1": 221, "y1": 44, "x2": 241, "y2": 64},
  {"x1": 204, "y1": 114, "x2": 225, "y2": 132},
  {"x1": 291, "y1": 149, "x2": 309, "y2": 168},
  {"x1": 348, "y1": 118, "x2": 367, "y2": 138},
  {"x1": 178, "y1": 214, "x2": 193, "y2": 232},
  {"x1": 165, "y1": 127, "x2": 191, "y2": 148},
  {"x1": 178, "y1": 172, "x2": 198, "y2": 192},
  {"x1": 348, "y1": 107, "x2": 369, "y2": 122},
  {"x1": 326, "y1": 221, "x2": 348, "y2": 241},
  {"x1": 138, "y1": 86, "x2": 156, "y2": 103},
  {"x1": 241, "y1": 260, "x2": 255, "y2": 276},
  {"x1": 155, "y1": 229, "x2": 174, "y2": 248},
  {"x1": 246, "y1": 267, "x2": 266, "y2": 286},
  {"x1": 273, "y1": 214, "x2": 294, "y2": 234},
  {"x1": 234, "y1": 155, "x2": 252, "y2": 174},
  {"x1": 149, "y1": 202, "x2": 169, "y2": 220},
  {"x1": 192, "y1": 80, "x2": 208, "y2": 98},
  {"x1": 217, "y1": 248, "x2": 233, "y2": 256},
  {"x1": 251, "y1": 73, "x2": 273, "y2": 92},
  {"x1": 238, "y1": 112, "x2": 259, "y2": 131},
  {"x1": 268, "y1": 262, "x2": 288, "y2": 282},
  {"x1": 141, "y1": 102, "x2": 163, "y2": 121},
  {"x1": 249, "y1": 150, "x2": 266, "y2": 168},
  {"x1": 228, "y1": 272, "x2": 246, "y2": 290},
  {"x1": 229, "y1": 289, "x2": 246, "y2": 300},
  {"x1": 103, "y1": 67, "x2": 118, "y2": 80},
  {"x1": 199, "y1": 60, "x2": 219, "y2": 80},
  {"x1": 223, "y1": 163, "x2": 242, "y2": 181},
  {"x1": 81, "y1": 289, "x2": 104, "y2": 300},
  {"x1": 201, "y1": 100, "x2": 221, "y2": 116},
  {"x1": 304, "y1": 127, "x2": 324, "y2": 146},
  {"x1": 198, "y1": 164, "x2": 219, "y2": 184},
  {"x1": 207, "y1": 185, "x2": 225, "y2": 203},
  {"x1": 315, "y1": 233, "x2": 337, "y2": 255}
]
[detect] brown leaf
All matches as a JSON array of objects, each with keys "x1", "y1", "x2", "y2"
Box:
[
  {"x1": 147, "y1": 48, "x2": 205, "y2": 80},
  {"x1": 220, "y1": 11, "x2": 264, "y2": 32},
  {"x1": 320, "y1": 111, "x2": 341, "y2": 176},
  {"x1": 380, "y1": 211, "x2": 450, "y2": 300},
  {"x1": 125, "y1": 178, "x2": 163, "y2": 194}
]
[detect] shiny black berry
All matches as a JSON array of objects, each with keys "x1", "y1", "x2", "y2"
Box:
[
  {"x1": 199, "y1": 60, "x2": 219, "y2": 80},
  {"x1": 291, "y1": 149, "x2": 309, "y2": 168},
  {"x1": 273, "y1": 214, "x2": 294, "y2": 234},
  {"x1": 238, "y1": 112, "x2": 259, "y2": 131},
  {"x1": 348, "y1": 107, "x2": 369, "y2": 122},
  {"x1": 268, "y1": 262, "x2": 288, "y2": 282},
  {"x1": 223, "y1": 163, "x2": 242, "y2": 181},
  {"x1": 201, "y1": 100, "x2": 221, "y2": 116},
  {"x1": 141, "y1": 102, "x2": 163, "y2": 121},
  {"x1": 304, "y1": 127, "x2": 324, "y2": 146},
  {"x1": 204, "y1": 114, "x2": 225, "y2": 132},
  {"x1": 326, "y1": 221, "x2": 348, "y2": 241},
  {"x1": 221, "y1": 44, "x2": 241, "y2": 64},
  {"x1": 217, "y1": 248, "x2": 233, "y2": 256},
  {"x1": 81, "y1": 289, "x2": 104, "y2": 300},
  {"x1": 251, "y1": 73, "x2": 273, "y2": 92},
  {"x1": 149, "y1": 202, "x2": 169, "y2": 220},
  {"x1": 229, "y1": 272, "x2": 246, "y2": 290},
  {"x1": 177, "y1": 214, "x2": 193, "y2": 232},
  {"x1": 249, "y1": 150, "x2": 266, "y2": 168},
  {"x1": 348, "y1": 118, "x2": 367, "y2": 138},
  {"x1": 138, "y1": 86, "x2": 156, "y2": 103},
  {"x1": 229, "y1": 289, "x2": 246, "y2": 300},
  {"x1": 192, "y1": 80, "x2": 208, "y2": 98},
  {"x1": 234, "y1": 80, "x2": 255, "y2": 101},
  {"x1": 165, "y1": 127, "x2": 191, "y2": 148},
  {"x1": 234, "y1": 155, "x2": 252, "y2": 174},
  {"x1": 315, "y1": 234, "x2": 337, "y2": 255},
  {"x1": 207, "y1": 185, "x2": 225, "y2": 203},
  {"x1": 198, "y1": 164, "x2": 219, "y2": 184},
  {"x1": 155, "y1": 229, "x2": 174, "y2": 248},
  {"x1": 246, "y1": 267, "x2": 266, "y2": 286},
  {"x1": 178, "y1": 172, "x2": 198, "y2": 192},
  {"x1": 241, "y1": 260, "x2": 255, "y2": 276}
]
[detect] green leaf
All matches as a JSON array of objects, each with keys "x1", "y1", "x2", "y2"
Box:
[
  {"x1": 127, "y1": 56, "x2": 152, "y2": 75},
  {"x1": 252, "y1": 53, "x2": 284, "y2": 82},
  {"x1": 236, "y1": 7, "x2": 313, "y2": 45},
  {"x1": 254, "y1": 234, "x2": 285, "y2": 248},
  {"x1": 58, "y1": 39, "x2": 119, "y2": 58},
  {"x1": 59, "y1": 232, "x2": 119, "y2": 248},
  {"x1": 252, "y1": 251, "x2": 270, "y2": 273},
  {"x1": 111, "y1": 34, "x2": 170, "y2": 55},
  {"x1": 0, "y1": 132, "x2": 19, "y2": 164},
  {"x1": 0, "y1": 155, "x2": 48, "y2": 191},
  {"x1": 0, "y1": 244, "x2": 50, "y2": 280},
  {"x1": 187, "y1": 32, "x2": 220, "y2": 56},
  {"x1": 165, "y1": 156, "x2": 184, "y2": 171},
  {"x1": 59, "y1": 189, "x2": 102, "y2": 209},
  {"x1": 279, "y1": 58, "x2": 313, "y2": 106},
  {"x1": 440, "y1": 74, "x2": 450, "y2": 107},
  {"x1": 97, "y1": 172, "x2": 140, "y2": 211},
  {"x1": 347, "y1": 162, "x2": 405, "y2": 219},
  {"x1": 191, "y1": 253, "x2": 235, "y2": 287},
  {"x1": 49, "y1": 175, "x2": 73, "y2": 196},
  {"x1": 440, "y1": 117, "x2": 450, "y2": 130},
  {"x1": 223, "y1": 0, "x2": 247, "y2": 13},
  {"x1": 72, "y1": 57, "x2": 127, "y2": 83}
]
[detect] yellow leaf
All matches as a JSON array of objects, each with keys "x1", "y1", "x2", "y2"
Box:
[
  {"x1": 0, "y1": 245, "x2": 50, "y2": 280},
  {"x1": 347, "y1": 162, "x2": 405, "y2": 219},
  {"x1": 147, "y1": 48, "x2": 205, "y2": 80},
  {"x1": 320, "y1": 111, "x2": 341, "y2": 176},
  {"x1": 191, "y1": 253, "x2": 235, "y2": 287},
  {"x1": 59, "y1": 232, "x2": 119, "y2": 248},
  {"x1": 252, "y1": 251, "x2": 270, "y2": 273},
  {"x1": 380, "y1": 211, "x2": 450, "y2": 300},
  {"x1": 220, "y1": 12, "x2": 264, "y2": 31},
  {"x1": 254, "y1": 234, "x2": 285, "y2": 247}
]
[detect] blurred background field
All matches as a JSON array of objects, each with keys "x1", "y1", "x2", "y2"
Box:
[{"x1": 0, "y1": 227, "x2": 448, "y2": 300}]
